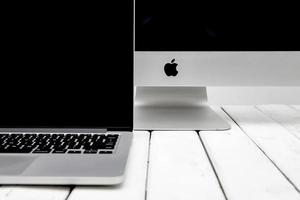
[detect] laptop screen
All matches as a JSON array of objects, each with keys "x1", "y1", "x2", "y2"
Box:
[{"x1": 1, "y1": 2, "x2": 133, "y2": 130}]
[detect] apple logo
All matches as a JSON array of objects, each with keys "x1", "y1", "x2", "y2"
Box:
[{"x1": 164, "y1": 59, "x2": 178, "y2": 76}]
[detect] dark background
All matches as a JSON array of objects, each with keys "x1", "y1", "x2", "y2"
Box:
[
  {"x1": 1, "y1": 2, "x2": 133, "y2": 130},
  {"x1": 135, "y1": 0, "x2": 300, "y2": 51}
]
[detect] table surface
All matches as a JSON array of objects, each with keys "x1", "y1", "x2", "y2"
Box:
[{"x1": 0, "y1": 105, "x2": 299, "y2": 200}]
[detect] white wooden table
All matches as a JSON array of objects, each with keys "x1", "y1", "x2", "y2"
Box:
[{"x1": 1, "y1": 105, "x2": 300, "y2": 200}]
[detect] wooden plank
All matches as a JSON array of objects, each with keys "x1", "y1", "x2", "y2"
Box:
[
  {"x1": 0, "y1": 186, "x2": 12, "y2": 199},
  {"x1": 0, "y1": 186, "x2": 70, "y2": 200},
  {"x1": 68, "y1": 131, "x2": 150, "y2": 200},
  {"x1": 200, "y1": 107, "x2": 300, "y2": 200},
  {"x1": 291, "y1": 105, "x2": 300, "y2": 113},
  {"x1": 224, "y1": 105, "x2": 300, "y2": 192},
  {"x1": 147, "y1": 131, "x2": 225, "y2": 200},
  {"x1": 256, "y1": 105, "x2": 300, "y2": 140}
]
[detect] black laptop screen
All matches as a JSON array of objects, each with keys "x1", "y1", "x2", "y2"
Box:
[{"x1": 1, "y1": 2, "x2": 133, "y2": 130}]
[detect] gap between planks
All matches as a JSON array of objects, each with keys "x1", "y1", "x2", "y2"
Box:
[
  {"x1": 199, "y1": 106, "x2": 300, "y2": 200},
  {"x1": 67, "y1": 131, "x2": 150, "y2": 200},
  {"x1": 144, "y1": 131, "x2": 152, "y2": 200},
  {"x1": 290, "y1": 105, "x2": 300, "y2": 113},
  {"x1": 223, "y1": 106, "x2": 300, "y2": 194},
  {"x1": 196, "y1": 131, "x2": 228, "y2": 200},
  {"x1": 147, "y1": 131, "x2": 225, "y2": 200}
]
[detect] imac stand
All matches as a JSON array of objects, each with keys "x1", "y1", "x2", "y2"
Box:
[{"x1": 134, "y1": 87, "x2": 231, "y2": 131}]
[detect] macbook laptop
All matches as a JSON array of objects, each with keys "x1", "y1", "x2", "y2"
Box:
[{"x1": 0, "y1": 1, "x2": 133, "y2": 185}]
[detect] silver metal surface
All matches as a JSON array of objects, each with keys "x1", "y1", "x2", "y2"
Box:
[
  {"x1": 134, "y1": 87, "x2": 231, "y2": 130},
  {"x1": 0, "y1": 131, "x2": 133, "y2": 185},
  {"x1": 134, "y1": 51, "x2": 300, "y2": 86}
]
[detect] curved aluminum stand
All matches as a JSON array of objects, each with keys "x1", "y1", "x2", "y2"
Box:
[{"x1": 134, "y1": 87, "x2": 231, "y2": 131}]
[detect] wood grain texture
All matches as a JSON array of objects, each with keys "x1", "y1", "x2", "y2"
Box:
[
  {"x1": 256, "y1": 105, "x2": 300, "y2": 140},
  {"x1": 68, "y1": 131, "x2": 150, "y2": 200},
  {"x1": 147, "y1": 131, "x2": 225, "y2": 200},
  {"x1": 0, "y1": 186, "x2": 70, "y2": 200},
  {"x1": 200, "y1": 107, "x2": 300, "y2": 200},
  {"x1": 224, "y1": 106, "x2": 300, "y2": 192}
]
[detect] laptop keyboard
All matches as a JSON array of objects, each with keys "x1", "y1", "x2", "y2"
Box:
[{"x1": 0, "y1": 133, "x2": 119, "y2": 154}]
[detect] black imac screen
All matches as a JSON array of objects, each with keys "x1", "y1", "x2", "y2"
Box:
[
  {"x1": 135, "y1": 0, "x2": 300, "y2": 51},
  {"x1": 1, "y1": 2, "x2": 133, "y2": 130}
]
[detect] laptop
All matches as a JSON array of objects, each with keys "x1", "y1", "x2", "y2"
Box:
[{"x1": 0, "y1": 1, "x2": 133, "y2": 185}]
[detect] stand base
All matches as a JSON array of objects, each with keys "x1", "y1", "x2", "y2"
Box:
[{"x1": 134, "y1": 87, "x2": 231, "y2": 131}]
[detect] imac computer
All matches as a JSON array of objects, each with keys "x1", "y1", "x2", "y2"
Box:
[{"x1": 134, "y1": 0, "x2": 300, "y2": 131}]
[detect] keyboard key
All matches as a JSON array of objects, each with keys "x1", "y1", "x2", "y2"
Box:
[
  {"x1": 0, "y1": 148, "x2": 31, "y2": 153},
  {"x1": 68, "y1": 150, "x2": 81, "y2": 154},
  {"x1": 103, "y1": 146, "x2": 114, "y2": 149},
  {"x1": 33, "y1": 149, "x2": 52, "y2": 153},
  {"x1": 84, "y1": 150, "x2": 98, "y2": 154},
  {"x1": 99, "y1": 151, "x2": 113, "y2": 154},
  {"x1": 52, "y1": 149, "x2": 67, "y2": 153}
]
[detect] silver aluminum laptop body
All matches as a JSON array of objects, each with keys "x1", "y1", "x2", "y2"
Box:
[{"x1": 0, "y1": 129, "x2": 133, "y2": 185}]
